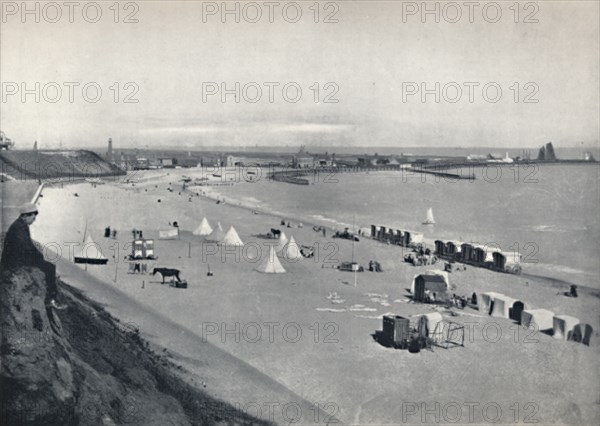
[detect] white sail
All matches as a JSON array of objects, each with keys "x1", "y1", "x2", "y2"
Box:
[
  {"x1": 423, "y1": 208, "x2": 435, "y2": 225},
  {"x1": 74, "y1": 234, "x2": 108, "y2": 264}
]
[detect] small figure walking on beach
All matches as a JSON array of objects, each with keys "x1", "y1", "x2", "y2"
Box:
[{"x1": 322, "y1": 228, "x2": 326, "y2": 238}]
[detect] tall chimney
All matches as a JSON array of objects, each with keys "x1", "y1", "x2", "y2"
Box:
[{"x1": 107, "y1": 138, "x2": 113, "y2": 163}]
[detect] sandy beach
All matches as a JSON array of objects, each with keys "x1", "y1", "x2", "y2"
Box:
[{"x1": 30, "y1": 170, "x2": 600, "y2": 424}]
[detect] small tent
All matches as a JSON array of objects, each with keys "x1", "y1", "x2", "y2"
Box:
[
  {"x1": 410, "y1": 270, "x2": 449, "y2": 294},
  {"x1": 207, "y1": 222, "x2": 225, "y2": 242},
  {"x1": 74, "y1": 235, "x2": 108, "y2": 265},
  {"x1": 282, "y1": 235, "x2": 302, "y2": 261},
  {"x1": 219, "y1": 226, "x2": 244, "y2": 246},
  {"x1": 479, "y1": 292, "x2": 504, "y2": 316},
  {"x1": 255, "y1": 245, "x2": 286, "y2": 274},
  {"x1": 276, "y1": 231, "x2": 289, "y2": 251},
  {"x1": 553, "y1": 315, "x2": 580, "y2": 340},
  {"x1": 445, "y1": 241, "x2": 462, "y2": 257},
  {"x1": 413, "y1": 274, "x2": 449, "y2": 302},
  {"x1": 521, "y1": 309, "x2": 555, "y2": 331},
  {"x1": 570, "y1": 323, "x2": 593, "y2": 346},
  {"x1": 416, "y1": 312, "x2": 444, "y2": 340},
  {"x1": 490, "y1": 294, "x2": 519, "y2": 319},
  {"x1": 509, "y1": 301, "x2": 526, "y2": 323},
  {"x1": 193, "y1": 217, "x2": 213, "y2": 236},
  {"x1": 434, "y1": 240, "x2": 446, "y2": 256}
]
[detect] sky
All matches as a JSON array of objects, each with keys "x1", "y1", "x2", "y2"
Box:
[{"x1": 1, "y1": 0, "x2": 599, "y2": 150}]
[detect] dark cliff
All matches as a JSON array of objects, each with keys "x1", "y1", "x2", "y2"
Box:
[{"x1": 0, "y1": 268, "x2": 269, "y2": 425}]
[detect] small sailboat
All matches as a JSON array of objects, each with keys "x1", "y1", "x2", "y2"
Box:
[
  {"x1": 422, "y1": 207, "x2": 435, "y2": 225},
  {"x1": 74, "y1": 233, "x2": 109, "y2": 265}
]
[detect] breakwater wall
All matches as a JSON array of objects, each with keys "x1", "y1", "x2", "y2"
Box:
[{"x1": 269, "y1": 165, "x2": 472, "y2": 184}]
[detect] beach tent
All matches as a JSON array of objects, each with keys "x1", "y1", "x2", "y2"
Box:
[
  {"x1": 493, "y1": 251, "x2": 522, "y2": 271},
  {"x1": 479, "y1": 292, "x2": 504, "y2": 316},
  {"x1": 461, "y1": 243, "x2": 475, "y2": 262},
  {"x1": 379, "y1": 226, "x2": 387, "y2": 241},
  {"x1": 275, "y1": 231, "x2": 289, "y2": 251},
  {"x1": 207, "y1": 222, "x2": 225, "y2": 242},
  {"x1": 219, "y1": 226, "x2": 244, "y2": 246},
  {"x1": 472, "y1": 244, "x2": 502, "y2": 264},
  {"x1": 392, "y1": 229, "x2": 403, "y2": 246},
  {"x1": 416, "y1": 312, "x2": 445, "y2": 341},
  {"x1": 403, "y1": 230, "x2": 423, "y2": 246},
  {"x1": 521, "y1": 309, "x2": 555, "y2": 331},
  {"x1": 413, "y1": 274, "x2": 450, "y2": 302},
  {"x1": 282, "y1": 235, "x2": 302, "y2": 261},
  {"x1": 490, "y1": 294, "x2": 519, "y2": 319},
  {"x1": 371, "y1": 225, "x2": 380, "y2": 239},
  {"x1": 74, "y1": 235, "x2": 108, "y2": 265},
  {"x1": 570, "y1": 323, "x2": 593, "y2": 346},
  {"x1": 410, "y1": 270, "x2": 449, "y2": 295},
  {"x1": 193, "y1": 217, "x2": 213, "y2": 236},
  {"x1": 445, "y1": 241, "x2": 462, "y2": 258},
  {"x1": 509, "y1": 301, "x2": 526, "y2": 323},
  {"x1": 255, "y1": 245, "x2": 286, "y2": 274},
  {"x1": 553, "y1": 315, "x2": 580, "y2": 340},
  {"x1": 434, "y1": 240, "x2": 446, "y2": 256}
]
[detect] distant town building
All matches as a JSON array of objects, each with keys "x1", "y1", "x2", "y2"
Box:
[
  {"x1": 225, "y1": 155, "x2": 242, "y2": 167},
  {"x1": 178, "y1": 157, "x2": 201, "y2": 168},
  {"x1": 107, "y1": 138, "x2": 113, "y2": 163},
  {"x1": 119, "y1": 153, "x2": 137, "y2": 170},
  {"x1": 314, "y1": 152, "x2": 336, "y2": 167},
  {"x1": 0, "y1": 130, "x2": 15, "y2": 150},
  {"x1": 583, "y1": 152, "x2": 596, "y2": 161},
  {"x1": 158, "y1": 158, "x2": 175, "y2": 168},
  {"x1": 292, "y1": 146, "x2": 315, "y2": 168},
  {"x1": 357, "y1": 155, "x2": 397, "y2": 167},
  {"x1": 134, "y1": 158, "x2": 150, "y2": 170}
]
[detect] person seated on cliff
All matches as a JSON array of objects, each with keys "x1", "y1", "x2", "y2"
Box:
[{"x1": 0, "y1": 203, "x2": 66, "y2": 310}]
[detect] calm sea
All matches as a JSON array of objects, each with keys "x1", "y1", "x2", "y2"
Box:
[{"x1": 212, "y1": 164, "x2": 600, "y2": 288}]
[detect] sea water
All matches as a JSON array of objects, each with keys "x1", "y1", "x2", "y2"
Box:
[{"x1": 212, "y1": 164, "x2": 600, "y2": 288}]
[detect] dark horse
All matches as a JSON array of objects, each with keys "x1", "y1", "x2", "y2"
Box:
[{"x1": 152, "y1": 267, "x2": 182, "y2": 283}]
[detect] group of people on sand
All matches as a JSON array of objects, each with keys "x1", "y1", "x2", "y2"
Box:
[
  {"x1": 104, "y1": 226, "x2": 118, "y2": 239},
  {"x1": 280, "y1": 219, "x2": 303, "y2": 229}
]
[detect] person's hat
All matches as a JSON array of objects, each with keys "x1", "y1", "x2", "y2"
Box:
[{"x1": 19, "y1": 203, "x2": 38, "y2": 215}]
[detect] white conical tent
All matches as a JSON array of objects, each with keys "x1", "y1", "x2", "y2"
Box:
[
  {"x1": 193, "y1": 217, "x2": 213, "y2": 236},
  {"x1": 276, "y1": 231, "x2": 289, "y2": 251},
  {"x1": 219, "y1": 226, "x2": 244, "y2": 246},
  {"x1": 255, "y1": 245, "x2": 286, "y2": 273},
  {"x1": 282, "y1": 235, "x2": 302, "y2": 261},
  {"x1": 207, "y1": 222, "x2": 225, "y2": 242}
]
